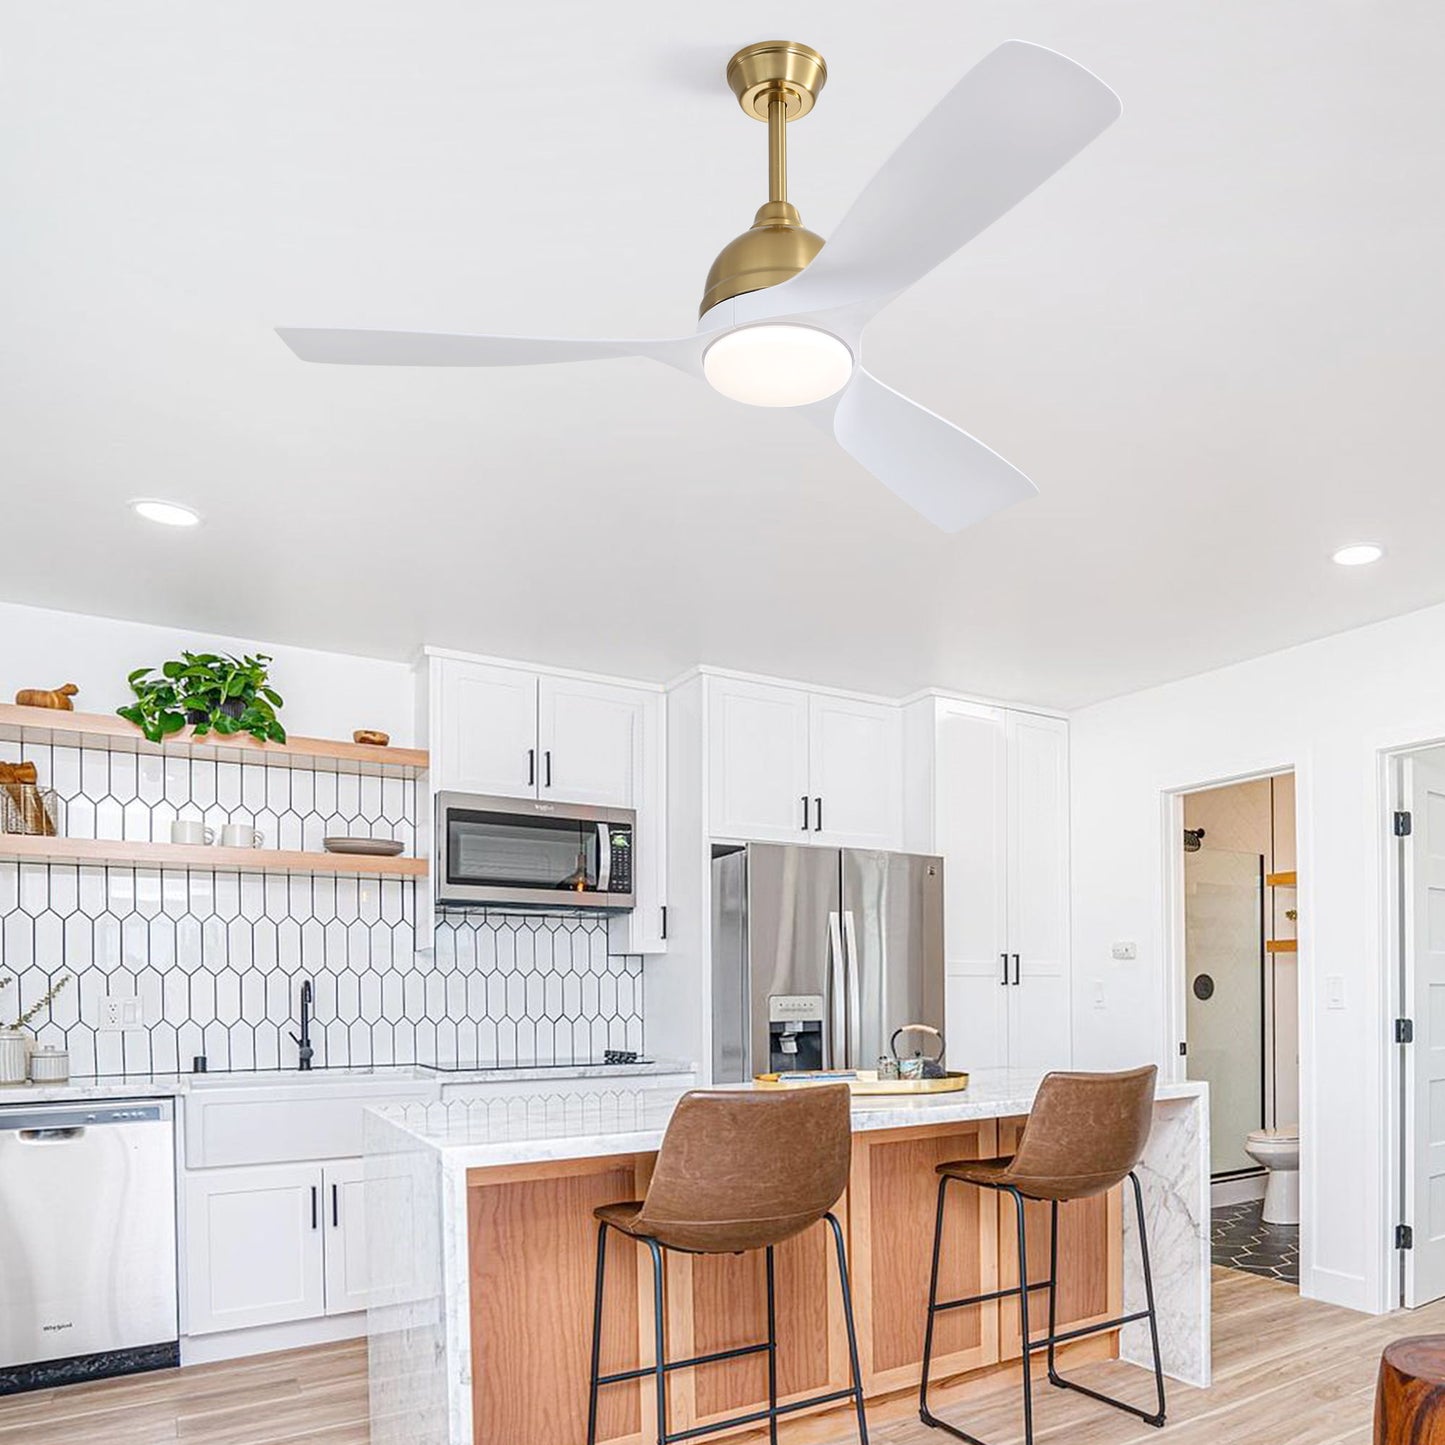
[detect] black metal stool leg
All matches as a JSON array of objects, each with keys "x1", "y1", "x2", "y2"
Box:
[
  {"x1": 825, "y1": 1211, "x2": 870, "y2": 1445},
  {"x1": 1045, "y1": 1200, "x2": 1061, "y2": 1387},
  {"x1": 918, "y1": 1175, "x2": 950, "y2": 1429},
  {"x1": 1132, "y1": 1170, "x2": 1168, "y2": 1425},
  {"x1": 1010, "y1": 1188, "x2": 1035, "y2": 1445},
  {"x1": 586, "y1": 1220, "x2": 609, "y2": 1445},
  {"x1": 765, "y1": 1244, "x2": 779, "y2": 1445},
  {"x1": 646, "y1": 1237, "x2": 667, "y2": 1445},
  {"x1": 1040, "y1": 1172, "x2": 1167, "y2": 1429}
]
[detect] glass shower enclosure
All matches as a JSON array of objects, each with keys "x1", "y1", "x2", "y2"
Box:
[{"x1": 1184, "y1": 848, "x2": 1265, "y2": 1176}]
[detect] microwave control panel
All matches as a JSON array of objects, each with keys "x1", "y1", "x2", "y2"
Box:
[{"x1": 608, "y1": 828, "x2": 633, "y2": 895}]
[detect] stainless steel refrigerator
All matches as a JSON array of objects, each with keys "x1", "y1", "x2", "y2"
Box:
[{"x1": 711, "y1": 844, "x2": 945, "y2": 1083}]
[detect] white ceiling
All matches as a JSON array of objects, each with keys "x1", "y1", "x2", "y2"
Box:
[{"x1": 3, "y1": 2, "x2": 1444, "y2": 708}]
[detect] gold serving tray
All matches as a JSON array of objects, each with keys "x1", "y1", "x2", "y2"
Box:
[{"x1": 753, "y1": 1069, "x2": 970, "y2": 1095}]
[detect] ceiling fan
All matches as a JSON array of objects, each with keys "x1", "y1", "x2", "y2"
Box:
[{"x1": 278, "y1": 40, "x2": 1120, "y2": 532}]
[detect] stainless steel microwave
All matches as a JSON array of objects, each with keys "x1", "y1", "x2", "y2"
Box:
[{"x1": 434, "y1": 792, "x2": 635, "y2": 911}]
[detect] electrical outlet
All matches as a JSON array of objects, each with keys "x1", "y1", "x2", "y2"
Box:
[
  {"x1": 99, "y1": 995, "x2": 143, "y2": 1030},
  {"x1": 1111, "y1": 941, "x2": 1137, "y2": 961}
]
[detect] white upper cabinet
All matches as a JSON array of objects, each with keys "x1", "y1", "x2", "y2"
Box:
[
  {"x1": 708, "y1": 679, "x2": 812, "y2": 842},
  {"x1": 707, "y1": 677, "x2": 902, "y2": 847},
  {"x1": 807, "y1": 693, "x2": 902, "y2": 849},
  {"x1": 423, "y1": 652, "x2": 668, "y2": 952},
  {"x1": 537, "y1": 675, "x2": 642, "y2": 809},
  {"x1": 434, "y1": 659, "x2": 538, "y2": 798},
  {"x1": 1004, "y1": 711, "x2": 1071, "y2": 1072},
  {"x1": 907, "y1": 698, "x2": 1070, "y2": 1074}
]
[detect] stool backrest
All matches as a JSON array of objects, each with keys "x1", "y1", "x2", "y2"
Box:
[
  {"x1": 634, "y1": 1086, "x2": 852, "y2": 1254},
  {"x1": 1008, "y1": 1066, "x2": 1157, "y2": 1201}
]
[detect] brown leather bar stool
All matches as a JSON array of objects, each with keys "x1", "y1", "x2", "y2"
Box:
[
  {"x1": 919, "y1": 1066, "x2": 1167, "y2": 1445},
  {"x1": 586, "y1": 1086, "x2": 869, "y2": 1445}
]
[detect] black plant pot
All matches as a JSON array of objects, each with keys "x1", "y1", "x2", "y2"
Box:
[
  {"x1": 185, "y1": 708, "x2": 209, "y2": 726},
  {"x1": 219, "y1": 699, "x2": 246, "y2": 720}
]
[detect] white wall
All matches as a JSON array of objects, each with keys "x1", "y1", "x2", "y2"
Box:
[
  {"x1": 0, "y1": 599, "x2": 414, "y2": 744},
  {"x1": 1069, "y1": 597, "x2": 1445, "y2": 1315}
]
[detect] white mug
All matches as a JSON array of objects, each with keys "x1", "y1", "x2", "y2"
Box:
[
  {"x1": 220, "y1": 823, "x2": 266, "y2": 849},
  {"x1": 171, "y1": 820, "x2": 215, "y2": 846}
]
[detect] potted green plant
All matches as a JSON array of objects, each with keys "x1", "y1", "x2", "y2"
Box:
[
  {"x1": 0, "y1": 973, "x2": 71, "y2": 1083},
  {"x1": 118, "y1": 651, "x2": 287, "y2": 744}
]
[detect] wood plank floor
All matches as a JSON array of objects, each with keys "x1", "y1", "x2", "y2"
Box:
[{"x1": 0, "y1": 1269, "x2": 1437, "y2": 1444}]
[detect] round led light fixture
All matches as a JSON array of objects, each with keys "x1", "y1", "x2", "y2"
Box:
[
  {"x1": 702, "y1": 324, "x2": 854, "y2": 408},
  {"x1": 1331, "y1": 543, "x2": 1383, "y2": 567},
  {"x1": 130, "y1": 499, "x2": 201, "y2": 527}
]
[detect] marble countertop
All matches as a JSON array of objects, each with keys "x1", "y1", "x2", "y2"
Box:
[
  {"x1": 368, "y1": 1070, "x2": 1208, "y2": 1170},
  {"x1": 0, "y1": 1057, "x2": 695, "y2": 1105}
]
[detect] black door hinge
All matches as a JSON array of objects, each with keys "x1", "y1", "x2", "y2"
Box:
[
  {"x1": 1397, "y1": 1018, "x2": 1416, "y2": 1044},
  {"x1": 1396, "y1": 810, "x2": 1414, "y2": 837},
  {"x1": 1397, "y1": 1224, "x2": 1415, "y2": 1250},
  {"x1": 1178, "y1": 1041, "x2": 1187, "y2": 1057}
]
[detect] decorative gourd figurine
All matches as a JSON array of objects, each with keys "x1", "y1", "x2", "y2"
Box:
[{"x1": 15, "y1": 683, "x2": 78, "y2": 710}]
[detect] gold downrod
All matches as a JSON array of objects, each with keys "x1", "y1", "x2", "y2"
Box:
[{"x1": 767, "y1": 90, "x2": 787, "y2": 204}]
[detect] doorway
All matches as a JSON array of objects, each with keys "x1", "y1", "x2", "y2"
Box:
[
  {"x1": 1179, "y1": 773, "x2": 1299, "y2": 1287},
  {"x1": 1392, "y1": 746, "x2": 1445, "y2": 1307}
]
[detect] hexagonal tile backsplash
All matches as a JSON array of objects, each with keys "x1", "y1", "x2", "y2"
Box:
[{"x1": 0, "y1": 742, "x2": 643, "y2": 1075}]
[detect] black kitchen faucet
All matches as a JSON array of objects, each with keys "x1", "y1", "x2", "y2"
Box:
[{"x1": 290, "y1": 979, "x2": 314, "y2": 1072}]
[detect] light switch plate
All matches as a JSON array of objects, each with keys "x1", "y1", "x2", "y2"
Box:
[
  {"x1": 1111, "y1": 942, "x2": 1137, "y2": 961},
  {"x1": 1326, "y1": 977, "x2": 1346, "y2": 1010}
]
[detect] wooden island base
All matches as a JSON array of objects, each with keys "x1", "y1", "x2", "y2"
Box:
[{"x1": 467, "y1": 1116, "x2": 1121, "y2": 1444}]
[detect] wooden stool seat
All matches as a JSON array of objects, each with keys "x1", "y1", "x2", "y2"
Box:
[{"x1": 1376, "y1": 1337, "x2": 1445, "y2": 1443}]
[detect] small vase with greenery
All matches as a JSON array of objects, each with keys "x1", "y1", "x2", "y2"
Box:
[{"x1": 118, "y1": 651, "x2": 287, "y2": 744}]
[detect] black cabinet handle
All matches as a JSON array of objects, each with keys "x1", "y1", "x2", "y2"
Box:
[
  {"x1": 1001, "y1": 952, "x2": 1009, "y2": 987},
  {"x1": 1012, "y1": 953, "x2": 1021, "y2": 986},
  {"x1": 544, "y1": 750, "x2": 552, "y2": 788},
  {"x1": 527, "y1": 748, "x2": 535, "y2": 787},
  {"x1": 331, "y1": 1183, "x2": 339, "y2": 1228},
  {"x1": 660, "y1": 905, "x2": 668, "y2": 940},
  {"x1": 814, "y1": 796, "x2": 823, "y2": 832},
  {"x1": 310, "y1": 1185, "x2": 318, "y2": 1230},
  {"x1": 801, "y1": 795, "x2": 810, "y2": 831}
]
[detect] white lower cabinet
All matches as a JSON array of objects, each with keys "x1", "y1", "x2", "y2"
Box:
[
  {"x1": 184, "y1": 1158, "x2": 378, "y2": 1335},
  {"x1": 184, "y1": 1163, "x2": 326, "y2": 1335},
  {"x1": 320, "y1": 1158, "x2": 373, "y2": 1317}
]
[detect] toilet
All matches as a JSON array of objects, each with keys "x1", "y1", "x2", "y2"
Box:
[{"x1": 1244, "y1": 1126, "x2": 1300, "y2": 1225}]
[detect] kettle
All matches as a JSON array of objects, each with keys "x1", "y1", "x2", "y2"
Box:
[{"x1": 890, "y1": 1023, "x2": 947, "y2": 1080}]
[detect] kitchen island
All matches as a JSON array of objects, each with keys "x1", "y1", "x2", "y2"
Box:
[{"x1": 363, "y1": 1072, "x2": 1209, "y2": 1445}]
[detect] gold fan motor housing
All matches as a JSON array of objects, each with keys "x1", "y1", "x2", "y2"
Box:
[{"x1": 700, "y1": 42, "x2": 828, "y2": 318}]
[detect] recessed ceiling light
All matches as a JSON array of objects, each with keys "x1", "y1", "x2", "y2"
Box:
[
  {"x1": 130, "y1": 499, "x2": 201, "y2": 528},
  {"x1": 1331, "y1": 543, "x2": 1383, "y2": 567}
]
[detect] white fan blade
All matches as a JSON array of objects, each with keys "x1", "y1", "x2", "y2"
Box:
[
  {"x1": 748, "y1": 41, "x2": 1121, "y2": 322},
  {"x1": 827, "y1": 370, "x2": 1036, "y2": 531},
  {"x1": 276, "y1": 328, "x2": 698, "y2": 370}
]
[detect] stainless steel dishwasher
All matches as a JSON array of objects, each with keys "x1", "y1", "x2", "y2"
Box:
[{"x1": 0, "y1": 1099, "x2": 179, "y2": 1392}]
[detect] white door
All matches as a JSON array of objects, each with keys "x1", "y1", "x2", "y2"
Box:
[
  {"x1": 708, "y1": 679, "x2": 811, "y2": 842},
  {"x1": 322, "y1": 1159, "x2": 374, "y2": 1315},
  {"x1": 536, "y1": 676, "x2": 644, "y2": 807},
  {"x1": 435, "y1": 659, "x2": 539, "y2": 798},
  {"x1": 934, "y1": 704, "x2": 1010, "y2": 1072},
  {"x1": 1005, "y1": 712, "x2": 1072, "y2": 1071},
  {"x1": 1405, "y1": 752, "x2": 1445, "y2": 1306},
  {"x1": 807, "y1": 694, "x2": 903, "y2": 849},
  {"x1": 184, "y1": 1164, "x2": 324, "y2": 1334}
]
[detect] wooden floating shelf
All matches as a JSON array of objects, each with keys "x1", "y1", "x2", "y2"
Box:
[
  {"x1": 1266, "y1": 938, "x2": 1298, "y2": 954},
  {"x1": 1266, "y1": 871, "x2": 1298, "y2": 888},
  {"x1": 0, "y1": 834, "x2": 427, "y2": 879},
  {"x1": 0, "y1": 704, "x2": 428, "y2": 777}
]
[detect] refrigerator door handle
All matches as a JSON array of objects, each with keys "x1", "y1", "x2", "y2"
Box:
[
  {"x1": 828, "y1": 911, "x2": 846, "y2": 1070},
  {"x1": 842, "y1": 911, "x2": 862, "y2": 1069}
]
